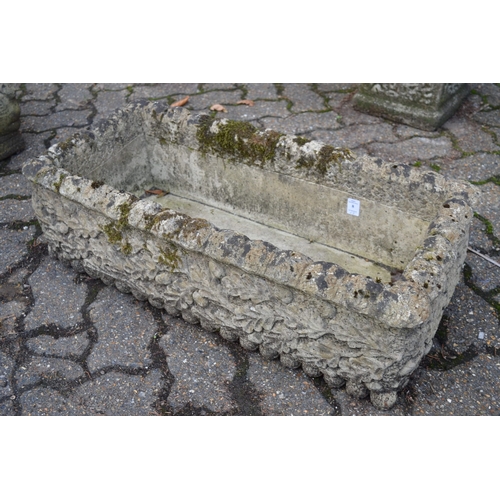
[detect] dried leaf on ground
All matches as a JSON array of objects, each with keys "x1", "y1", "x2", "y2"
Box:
[
  {"x1": 170, "y1": 96, "x2": 189, "y2": 107},
  {"x1": 237, "y1": 99, "x2": 255, "y2": 106},
  {"x1": 145, "y1": 189, "x2": 169, "y2": 197},
  {"x1": 210, "y1": 104, "x2": 227, "y2": 113}
]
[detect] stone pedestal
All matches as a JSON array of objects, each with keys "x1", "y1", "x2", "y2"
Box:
[
  {"x1": 353, "y1": 84, "x2": 469, "y2": 131},
  {"x1": 0, "y1": 84, "x2": 25, "y2": 161}
]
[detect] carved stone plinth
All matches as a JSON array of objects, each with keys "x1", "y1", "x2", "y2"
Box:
[
  {"x1": 353, "y1": 84, "x2": 469, "y2": 131},
  {"x1": 0, "y1": 84, "x2": 25, "y2": 160}
]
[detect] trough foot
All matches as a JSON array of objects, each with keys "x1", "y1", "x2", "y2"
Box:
[
  {"x1": 345, "y1": 380, "x2": 369, "y2": 399},
  {"x1": 370, "y1": 391, "x2": 398, "y2": 410},
  {"x1": 323, "y1": 373, "x2": 345, "y2": 388}
]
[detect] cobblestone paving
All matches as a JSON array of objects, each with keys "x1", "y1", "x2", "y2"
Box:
[{"x1": 1, "y1": 83, "x2": 499, "y2": 416}]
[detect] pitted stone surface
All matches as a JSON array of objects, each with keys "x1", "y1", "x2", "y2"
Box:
[
  {"x1": 21, "y1": 83, "x2": 59, "y2": 101},
  {"x1": 21, "y1": 109, "x2": 92, "y2": 132},
  {"x1": 0, "y1": 173, "x2": 32, "y2": 197},
  {"x1": 20, "y1": 387, "x2": 79, "y2": 416},
  {"x1": 69, "y1": 369, "x2": 163, "y2": 416},
  {"x1": 93, "y1": 90, "x2": 129, "y2": 123},
  {"x1": 247, "y1": 354, "x2": 336, "y2": 416},
  {"x1": 159, "y1": 315, "x2": 237, "y2": 413},
  {"x1": 55, "y1": 84, "x2": 93, "y2": 111},
  {"x1": 0, "y1": 351, "x2": 14, "y2": 398},
  {"x1": 15, "y1": 356, "x2": 85, "y2": 389},
  {"x1": 24, "y1": 256, "x2": 87, "y2": 330},
  {"x1": 132, "y1": 83, "x2": 199, "y2": 100},
  {"x1": 27, "y1": 332, "x2": 90, "y2": 357},
  {"x1": 281, "y1": 84, "x2": 326, "y2": 112},
  {"x1": 0, "y1": 199, "x2": 35, "y2": 223},
  {"x1": 87, "y1": 286, "x2": 156, "y2": 371},
  {"x1": 187, "y1": 89, "x2": 245, "y2": 112},
  {"x1": 366, "y1": 136, "x2": 456, "y2": 163},
  {"x1": 0, "y1": 227, "x2": 36, "y2": 275},
  {"x1": 0, "y1": 301, "x2": 26, "y2": 337}
]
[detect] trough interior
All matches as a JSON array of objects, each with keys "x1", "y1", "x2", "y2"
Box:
[{"x1": 63, "y1": 128, "x2": 434, "y2": 283}]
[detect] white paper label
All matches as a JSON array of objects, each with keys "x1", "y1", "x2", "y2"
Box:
[{"x1": 347, "y1": 198, "x2": 360, "y2": 216}]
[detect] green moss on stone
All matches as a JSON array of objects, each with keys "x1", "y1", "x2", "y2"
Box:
[
  {"x1": 296, "y1": 144, "x2": 353, "y2": 175},
  {"x1": 158, "y1": 243, "x2": 181, "y2": 271},
  {"x1": 100, "y1": 200, "x2": 133, "y2": 245},
  {"x1": 121, "y1": 240, "x2": 132, "y2": 255},
  {"x1": 197, "y1": 118, "x2": 284, "y2": 165},
  {"x1": 53, "y1": 173, "x2": 67, "y2": 193}
]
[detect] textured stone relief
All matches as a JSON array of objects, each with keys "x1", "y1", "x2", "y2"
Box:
[{"x1": 23, "y1": 103, "x2": 478, "y2": 409}]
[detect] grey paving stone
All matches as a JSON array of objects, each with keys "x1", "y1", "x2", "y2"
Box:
[
  {"x1": 443, "y1": 277, "x2": 499, "y2": 353},
  {"x1": 24, "y1": 256, "x2": 87, "y2": 330},
  {"x1": 56, "y1": 83, "x2": 93, "y2": 111},
  {"x1": 93, "y1": 90, "x2": 129, "y2": 123},
  {"x1": 0, "y1": 173, "x2": 32, "y2": 198},
  {"x1": 0, "y1": 399, "x2": 15, "y2": 415},
  {"x1": 366, "y1": 135, "x2": 456, "y2": 163},
  {"x1": 246, "y1": 353, "x2": 336, "y2": 416},
  {"x1": 472, "y1": 110, "x2": 500, "y2": 128},
  {"x1": 21, "y1": 84, "x2": 59, "y2": 101},
  {"x1": 21, "y1": 109, "x2": 92, "y2": 132},
  {"x1": 261, "y1": 111, "x2": 343, "y2": 137},
  {"x1": 223, "y1": 103, "x2": 272, "y2": 123},
  {"x1": 281, "y1": 83, "x2": 326, "y2": 112},
  {"x1": 20, "y1": 387, "x2": 79, "y2": 416},
  {"x1": 27, "y1": 332, "x2": 90, "y2": 357},
  {"x1": 201, "y1": 83, "x2": 240, "y2": 91},
  {"x1": 93, "y1": 83, "x2": 134, "y2": 91},
  {"x1": 0, "y1": 301, "x2": 26, "y2": 338},
  {"x1": 443, "y1": 116, "x2": 500, "y2": 153},
  {"x1": 246, "y1": 83, "x2": 279, "y2": 100},
  {"x1": 20, "y1": 100, "x2": 55, "y2": 116},
  {"x1": 474, "y1": 183, "x2": 500, "y2": 236},
  {"x1": 159, "y1": 315, "x2": 237, "y2": 413},
  {"x1": 0, "y1": 351, "x2": 14, "y2": 398},
  {"x1": 0, "y1": 199, "x2": 35, "y2": 223},
  {"x1": 69, "y1": 369, "x2": 163, "y2": 416},
  {"x1": 444, "y1": 152, "x2": 500, "y2": 182},
  {"x1": 132, "y1": 83, "x2": 199, "y2": 100},
  {"x1": 326, "y1": 123, "x2": 399, "y2": 149},
  {"x1": 394, "y1": 124, "x2": 442, "y2": 139},
  {"x1": 315, "y1": 83, "x2": 358, "y2": 93},
  {"x1": 0, "y1": 227, "x2": 36, "y2": 275},
  {"x1": 5, "y1": 132, "x2": 53, "y2": 172},
  {"x1": 87, "y1": 286, "x2": 156, "y2": 371},
  {"x1": 15, "y1": 356, "x2": 84, "y2": 389},
  {"x1": 410, "y1": 354, "x2": 500, "y2": 416},
  {"x1": 186, "y1": 89, "x2": 245, "y2": 112}
]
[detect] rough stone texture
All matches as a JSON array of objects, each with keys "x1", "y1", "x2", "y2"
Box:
[
  {"x1": 21, "y1": 102, "x2": 479, "y2": 409},
  {"x1": 0, "y1": 198, "x2": 35, "y2": 223},
  {"x1": 159, "y1": 315, "x2": 237, "y2": 413},
  {"x1": 15, "y1": 356, "x2": 85, "y2": 389},
  {"x1": 87, "y1": 286, "x2": 156, "y2": 371},
  {"x1": 26, "y1": 332, "x2": 90, "y2": 357},
  {"x1": 247, "y1": 353, "x2": 336, "y2": 415},
  {"x1": 0, "y1": 227, "x2": 36, "y2": 275},
  {"x1": 353, "y1": 84, "x2": 470, "y2": 131},
  {"x1": 0, "y1": 173, "x2": 32, "y2": 197},
  {"x1": 24, "y1": 256, "x2": 87, "y2": 330},
  {"x1": 69, "y1": 369, "x2": 163, "y2": 416}
]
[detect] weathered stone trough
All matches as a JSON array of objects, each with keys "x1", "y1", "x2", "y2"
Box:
[{"x1": 22, "y1": 101, "x2": 478, "y2": 409}]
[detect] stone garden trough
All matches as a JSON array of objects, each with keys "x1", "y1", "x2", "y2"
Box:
[{"x1": 22, "y1": 101, "x2": 479, "y2": 409}]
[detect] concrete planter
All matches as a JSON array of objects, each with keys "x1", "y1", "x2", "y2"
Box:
[{"x1": 22, "y1": 101, "x2": 478, "y2": 409}]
